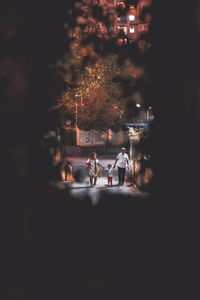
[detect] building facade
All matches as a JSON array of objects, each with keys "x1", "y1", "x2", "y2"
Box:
[
  {"x1": 69, "y1": 0, "x2": 152, "y2": 146},
  {"x1": 74, "y1": 0, "x2": 151, "y2": 43}
]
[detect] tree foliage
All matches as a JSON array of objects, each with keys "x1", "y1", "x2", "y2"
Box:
[
  {"x1": 54, "y1": 40, "x2": 146, "y2": 131},
  {"x1": 49, "y1": 0, "x2": 152, "y2": 133}
]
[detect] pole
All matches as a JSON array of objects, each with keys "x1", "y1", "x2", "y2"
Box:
[
  {"x1": 128, "y1": 127, "x2": 137, "y2": 186},
  {"x1": 132, "y1": 141, "x2": 136, "y2": 185},
  {"x1": 146, "y1": 109, "x2": 149, "y2": 126},
  {"x1": 75, "y1": 100, "x2": 78, "y2": 130},
  {"x1": 75, "y1": 99, "x2": 80, "y2": 145},
  {"x1": 129, "y1": 138, "x2": 136, "y2": 186}
]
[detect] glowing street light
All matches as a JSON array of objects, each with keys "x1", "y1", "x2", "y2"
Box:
[
  {"x1": 65, "y1": 120, "x2": 71, "y2": 126},
  {"x1": 136, "y1": 103, "x2": 141, "y2": 108}
]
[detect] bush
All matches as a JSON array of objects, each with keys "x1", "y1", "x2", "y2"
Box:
[{"x1": 61, "y1": 128, "x2": 76, "y2": 145}]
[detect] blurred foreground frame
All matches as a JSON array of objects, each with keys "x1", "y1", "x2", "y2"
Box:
[{"x1": 1, "y1": 0, "x2": 200, "y2": 299}]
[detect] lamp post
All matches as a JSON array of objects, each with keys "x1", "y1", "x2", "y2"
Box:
[
  {"x1": 75, "y1": 94, "x2": 78, "y2": 130},
  {"x1": 146, "y1": 106, "x2": 152, "y2": 126},
  {"x1": 75, "y1": 94, "x2": 80, "y2": 145},
  {"x1": 128, "y1": 127, "x2": 141, "y2": 186}
]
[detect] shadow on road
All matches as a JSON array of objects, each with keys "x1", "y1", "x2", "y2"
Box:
[{"x1": 70, "y1": 186, "x2": 90, "y2": 190}]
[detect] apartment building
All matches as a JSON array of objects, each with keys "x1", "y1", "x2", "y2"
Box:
[{"x1": 74, "y1": 0, "x2": 151, "y2": 43}]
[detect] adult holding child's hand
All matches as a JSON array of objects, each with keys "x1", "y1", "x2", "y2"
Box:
[
  {"x1": 113, "y1": 147, "x2": 130, "y2": 186},
  {"x1": 86, "y1": 152, "x2": 104, "y2": 187}
]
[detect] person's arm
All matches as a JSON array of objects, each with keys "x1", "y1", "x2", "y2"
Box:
[
  {"x1": 86, "y1": 159, "x2": 90, "y2": 170},
  {"x1": 98, "y1": 161, "x2": 105, "y2": 170},
  {"x1": 113, "y1": 158, "x2": 118, "y2": 169},
  {"x1": 126, "y1": 155, "x2": 130, "y2": 169},
  {"x1": 126, "y1": 159, "x2": 129, "y2": 169}
]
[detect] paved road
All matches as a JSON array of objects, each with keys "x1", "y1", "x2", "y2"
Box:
[{"x1": 61, "y1": 157, "x2": 149, "y2": 204}]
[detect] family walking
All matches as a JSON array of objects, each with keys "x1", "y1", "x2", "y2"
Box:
[
  {"x1": 86, "y1": 148, "x2": 130, "y2": 187},
  {"x1": 86, "y1": 152, "x2": 105, "y2": 187}
]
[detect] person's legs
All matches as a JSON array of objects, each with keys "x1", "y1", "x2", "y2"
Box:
[
  {"x1": 121, "y1": 168, "x2": 126, "y2": 185},
  {"x1": 93, "y1": 176, "x2": 97, "y2": 186},
  {"x1": 108, "y1": 176, "x2": 112, "y2": 186},
  {"x1": 118, "y1": 167, "x2": 122, "y2": 185},
  {"x1": 89, "y1": 176, "x2": 93, "y2": 186}
]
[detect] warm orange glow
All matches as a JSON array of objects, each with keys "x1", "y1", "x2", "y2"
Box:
[
  {"x1": 118, "y1": 1, "x2": 125, "y2": 9},
  {"x1": 143, "y1": 168, "x2": 153, "y2": 183},
  {"x1": 129, "y1": 5, "x2": 136, "y2": 14},
  {"x1": 61, "y1": 170, "x2": 65, "y2": 181}
]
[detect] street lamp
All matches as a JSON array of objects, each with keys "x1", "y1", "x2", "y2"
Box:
[
  {"x1": 65, "y1": 120, "x2": 71, "y2": 127},
  {"x1": 146, "y1": 106, "x2": 152, "y2": 125},
  {"x1": 136, "y1": 103, "x2": 153, "y2": 126},
  {"x1": 75, "y1": 94, "x2": 80, "y2": 145},
  {"x1": 75, "y1": 94, "x2": 78, "y2": 128},
  {"x1": 128, "y1": 127, "x2": 141, "y2": 187}
]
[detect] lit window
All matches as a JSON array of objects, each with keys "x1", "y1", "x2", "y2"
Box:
[
  {"x1": 129, "y1": 15, "x2": 135, "y2": 21},
  {"x1": 130, "y1": 27, "x2": 135, "y2": 33},
  {"x1": 120, "y1": 26, "x2": 127, "y2": 34},
  {"x1": 117, "y1": 1, "x2": 125, "y2": 9}
]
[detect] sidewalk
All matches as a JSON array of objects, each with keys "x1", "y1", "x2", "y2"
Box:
[{"x1": 62, "y1": 176, "x2": 148, "y2": 205}]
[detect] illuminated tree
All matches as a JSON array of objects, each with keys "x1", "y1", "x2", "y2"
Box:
[{"x1": 53, "y1": 41, "x2": 146, "y2": 131}]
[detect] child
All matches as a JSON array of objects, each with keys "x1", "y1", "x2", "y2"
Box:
[{"x1": 106, "y1": 164, "x2": 113, "y2": 186}]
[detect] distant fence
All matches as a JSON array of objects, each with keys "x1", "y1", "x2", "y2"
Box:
[
  {"x1": 79, "y1": 129, "x2": 105, "y2": 145},
  {"x1": 78, "y1": 129, "x2": 129, "y2": 146}
]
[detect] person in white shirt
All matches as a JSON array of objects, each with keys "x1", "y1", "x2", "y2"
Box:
[{"x1": 113, "y1": 147, "x2": 129, "y2": 186}]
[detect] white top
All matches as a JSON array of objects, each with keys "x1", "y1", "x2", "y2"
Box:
[
  {"x1": 116, "y1": 152, "x2": 129, "y2": 168},
  {"x1": 86, "y1": 158, "x2": 100, "y2": 176},
  {"x1": 106, "y1": 168, "x2": 113, "y2": 177}
]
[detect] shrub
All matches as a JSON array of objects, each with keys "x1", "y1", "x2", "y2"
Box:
[{"x1": 61, "y1": 128, "x2": 76, "y2": 145}]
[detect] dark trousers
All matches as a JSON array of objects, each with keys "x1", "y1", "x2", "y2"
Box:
[
  {"x1": 118, "y1": 167, "x2": 126, "y2": 185},
  {"x1": 89, "y1": 176, "x2": 97, "y2": 186}
]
